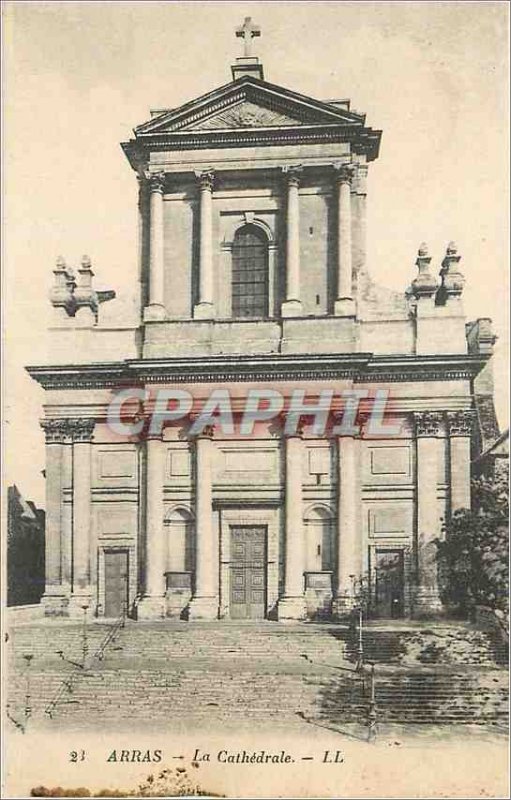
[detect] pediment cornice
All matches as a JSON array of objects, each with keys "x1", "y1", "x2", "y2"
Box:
[{"x1": 135, "y1": 76, "x2": 365, "y2": 136}]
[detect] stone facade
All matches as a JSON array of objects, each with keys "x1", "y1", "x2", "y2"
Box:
[{"x1": 28, "y1": 26, "x2": 496, "y2": 622}]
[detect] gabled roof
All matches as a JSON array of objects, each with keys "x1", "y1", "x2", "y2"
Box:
[
  {"x1": 135, "y1": 75, "x2": 366, "y2": 135},
  {"x1": 122, "y1": 75, "x2": 381, "y2": 168}
]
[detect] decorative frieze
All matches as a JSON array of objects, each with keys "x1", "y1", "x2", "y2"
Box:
[
  {"x1": 414, "y1": 411, "x2": 443, "y2": 437},
  {"x1": 446, "y1": 410, "x2": 473, "y2": 437}
]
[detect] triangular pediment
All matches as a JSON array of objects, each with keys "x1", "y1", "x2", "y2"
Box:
[
  {"x1": 187, "y1": 100, "x2": 307, "y2": 130},
  {"x1": 135, "y1": 76, "x2": 364, "y2": 136}
]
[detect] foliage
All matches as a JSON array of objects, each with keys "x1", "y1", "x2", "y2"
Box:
[{"x1": 435, "y1": 471, "x2": 509, "y2": 615}]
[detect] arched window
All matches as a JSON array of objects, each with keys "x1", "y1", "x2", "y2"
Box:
[{"x1": 231, "y1": 224, "x2": 269, "y2": 318}]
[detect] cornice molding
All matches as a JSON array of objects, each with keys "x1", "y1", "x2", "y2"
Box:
[{"x1": 27, "y1": 353, "x2": 488, "y2": 391}]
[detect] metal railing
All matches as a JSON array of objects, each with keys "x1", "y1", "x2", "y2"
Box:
[{"x1": 44, "y1": 602, "x2": 127, "y2": 721}]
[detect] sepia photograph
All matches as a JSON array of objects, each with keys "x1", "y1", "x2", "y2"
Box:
[{"x1": 2, "y1": 1, "x2": 509, "y2": 797}]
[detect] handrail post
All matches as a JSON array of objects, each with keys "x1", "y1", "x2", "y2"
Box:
[
  {"x1": 356, "y1": 606, "x2": 364, "y2": 671},
  {"x1": 23, "y1": 654, "x2": 33, "y2": 731},
  {"x1": 81, "y1": 604, "x2": 89, "y2": 667},
  {"x1": 367, "y1": 661, "x2": 377, "y2": 742}
]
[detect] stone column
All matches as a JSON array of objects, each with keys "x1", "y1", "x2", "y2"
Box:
[
  {"x1": 193, "y1": 170, "x2": 216, "y2": 320},
  {"x1": 189, "y1": 428, "x2": 218, "y2": 619},
  {"x1": 68, "y1": 418, "x2": 95, "y2": 617},
  {"x1": 334, "y1": 163, "x2": 356, "y2": 316},
  {"x1": 447, "y1": 411, "x2": 473, "y2": 513},
  {"x1": 40, "y1": 420, "x2": 68, "y2": 615},
  {"x1": 144, "y1": 172, "x2": 166, "y2": 321},
  {"x1": 278, "y1": 432, "x2": 306, "y2": 620},
  {"x1": 281, "y1": 166, "x2": 303, "y2": 318},
  {"x1": 137, "y1": 174, "x2": 150, "y2": 313},
  {"x1": 414, "y1": 412, "x2": 443, "y2": 615},
  {"x1": 332, "y1": 434, "x2": 359, "y2": 615},
  {"x1": 138, "y1": 433, "x2": 166, "y2": 619}
]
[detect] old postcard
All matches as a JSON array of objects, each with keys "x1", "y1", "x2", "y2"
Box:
[{"x1": 2, "y1": 2, "x2": 509, "y2": 798}]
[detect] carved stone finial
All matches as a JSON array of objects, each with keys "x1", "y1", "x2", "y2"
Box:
[
  {"x1": 437, "y1": 241, "x2": 465, "y2": 304},
  {"x1": 411, "y1": 243, "x2": 438, "y2": 299},
  {"x1": 50, "y1": 257, "x2": 76, "y2": 316}
]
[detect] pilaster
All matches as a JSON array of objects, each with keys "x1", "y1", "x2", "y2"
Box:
[
  {"x1": 188, "y1": 427, "x2": 219, "y2": 620},
  {"x1": 144, "y1": 171, "x2": 166, "y2": 321},
  {"x1": 193, "y1": 170, "x2": 216, "y2": 320},
  {"x1": 447, "y1": 411, "x2": 473, "y2": 513},
  {"x1": 277, "y1": 429, "x2": 306, "y2": 621},
  {"x1": 137, "y1": 432, "x2": 166, "y2": 620},
  {"x1": 280, "y1": 166, "x2": 303, "y2": 318},
  {"x1": 332, "y1": 432, "x2": 359, "y2": 617},
  {"x1": 68, "y1": 418, "x2": 96, "y2": 618},
  {"x1": 333, "y1": 163, "x2": 356, "y2": 317},
  {"x1": 413, "y1": 411, "x2": 444, "y2": 616}
]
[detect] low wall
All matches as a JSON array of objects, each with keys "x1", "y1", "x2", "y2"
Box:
[
  {"x1": 5, "y1": 604, "x2": 44, "y2": 626},
  {"x1": 474, "y1": 605, "x2": 509, "y2": 644}
]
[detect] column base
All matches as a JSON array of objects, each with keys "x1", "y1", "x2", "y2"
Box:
[
  {"x1": 42, "y1": 588, "x2": 70, "y2": 617},
  {"x1": 280, "y1": 299, "x2": 303, "y2": 318},
  {"x1": 334, "y1": 297, "x2": 356, "y2": 317},
  {"x1": 143, "y1": 303, "x2": 166, "y2": 322},
  {"x1": 331, "y1": 594, "x2": 356, "y2": 619},
  {"x1": 277, "y1": 596, "x2": 307, "y2": 622},
  {"x1": 68, "y1": 592, "x2": 95, "y2": 619},
  {"x1": 188, "y1": 596, "x2": 219, "y2": 620},
  {"x1": 412, "y1": 587, "x2": 444, "y2": 618},
  {"x1": 193, "y1": 302, "x2": 216, "y2": 320},
  {"x1": 137, "y1": 596, "x2": 166, "y2": 620}
]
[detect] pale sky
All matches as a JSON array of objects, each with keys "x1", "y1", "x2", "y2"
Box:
[{"x1": 3, "y1": 1, "x2": 509, "y2": 507}]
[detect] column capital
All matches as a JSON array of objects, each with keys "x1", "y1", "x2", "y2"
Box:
[
  {"x1": 333, "y1": 162, "x2": 356, "y2": 185},
  {"x1": 446, "y1": 410, "x2": 474, "y2": 437},
  {"x1": 195, "y1": 169, "x2": 215, "y2": 192},
  {"x1": 146, "y1": 171, "x2": 166, "y2": 194},
  {"x1": 40, "y1": 418, "x2": 73, "y2": 444},
  {"x1": 69, "y1": 418, "x2": 96, "y2": 443},
  {"x1": 414, "y1": 411, "x2": 443, "y2": 438},
  {"x1": 282, "y1": 164, "x2": 303, "y2": 187},
  {"x1": 188, "y1": 417, "x2": 216, "y2": 440}
]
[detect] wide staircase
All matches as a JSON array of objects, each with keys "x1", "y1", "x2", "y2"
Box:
[{"x1": 6, "y1": 619, "x2": 508, "y2": 732}]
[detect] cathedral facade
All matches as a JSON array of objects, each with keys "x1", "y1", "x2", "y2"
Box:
[{"x1": 29, "y1": 21, "x2": 496, "y2": 622}]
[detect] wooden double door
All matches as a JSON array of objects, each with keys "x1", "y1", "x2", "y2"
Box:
[
  {"x1": 229, "y1": 526, "x2": 267, "y2": 620},
  {"x1": 104, "y1": 549, "x2": 129, "y2": 618},
  {"x1": 373, "y1": 548, "x2": 405, "y2": 618}
]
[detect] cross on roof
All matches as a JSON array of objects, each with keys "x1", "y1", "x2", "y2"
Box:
[{"x1": 236, "y1": 16, "x2": 261, "y2": 58}]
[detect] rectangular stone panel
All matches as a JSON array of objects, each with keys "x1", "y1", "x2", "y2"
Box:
[
  {"x1": 223, "y1": 448, "x2": 276, "y2": 474},
  {"x1": 367, "y1": 505, "x2": 412, "y2": 538},
  {"x1": 370, "y1": 446, "x2": 410, "y2": 476},
  {"x1": 308, "y1": 448, "x2": 330, "y2": 475},
  {"x1": 97, "y1": 449, "x2": 136, "y2": 479},
  {"x1": 167, "y1": 449, "x2": 191, "y2": 477}
]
